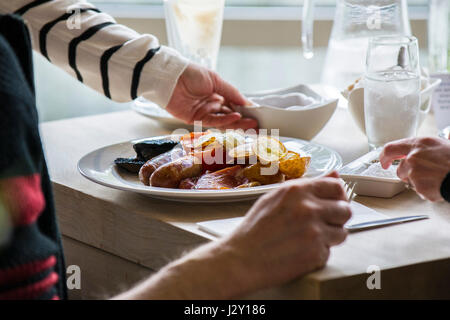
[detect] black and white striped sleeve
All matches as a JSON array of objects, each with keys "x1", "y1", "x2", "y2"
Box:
[{"x1": 0, "y1": 0, "x2": 189, "y2": 107}]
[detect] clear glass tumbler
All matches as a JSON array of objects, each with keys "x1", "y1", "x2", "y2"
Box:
[
  {"x1": 428, "y1": 0, "x2": 449, "y2": 73},
  {"x1": 364, "y1": 36, "x2": 421, "y2": 150},
  {"x1": 164, "y1": 0, "x2": 225, "y2": 70}
]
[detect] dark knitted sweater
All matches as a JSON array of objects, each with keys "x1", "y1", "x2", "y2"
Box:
[
  {"x1": 0, "y1": 14, "x2": 66, "y2": 300},
  {"x1": 442, "y1": 173, "x2": 450, "y2": 202}
]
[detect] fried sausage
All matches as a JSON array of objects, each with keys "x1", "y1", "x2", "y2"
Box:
[
  {"x1": 194, "y1": 165, "x2": 247, "y2": 190},
  {"x1": 150, "y1": 156, "x2": 202, "y2": 188},
  {"x1": 139, "y1": 147, "x2": 185, "y2": 186},
  {"x1": 179, "y1": 177, "x2": 199, "y2": 189}
]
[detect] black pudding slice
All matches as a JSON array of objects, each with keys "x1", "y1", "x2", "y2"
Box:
[
  {"x1": 133, "y1": 139, "x2": 179, "y2": 161},
  {"x1": 114, "y1": 158, "x2": 146, "y2": 173}
]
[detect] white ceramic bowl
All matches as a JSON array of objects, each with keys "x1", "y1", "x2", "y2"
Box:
[
  {"x1": 237, "y1": 84, "x2": 338, "y2": 140},
  {"x1": 339, "y1": 149, "x2": 406, "y2": 198},
  {"x1": 132, "y1": 84, "x2": 338, "y2": 139}
]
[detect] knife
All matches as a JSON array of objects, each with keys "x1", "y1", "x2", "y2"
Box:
[{"x1": 346, "y1": 215, "x2": 429, "y2": 232}]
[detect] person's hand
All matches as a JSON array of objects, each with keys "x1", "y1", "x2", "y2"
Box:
[
  {"x1": 166, "y1": 63, "x2": 258, "y2": 130},
  {"x1": 221, "y1": 172, "x2": 351, "y2": 293},
  {"x1": 115, "y1": 173, "x2": 351, "y2": 300},
  {"x1": 380, "y1": 137, "x2": 450, "y2": 202}
]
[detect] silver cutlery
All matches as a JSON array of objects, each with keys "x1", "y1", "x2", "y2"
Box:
[
  {"x1": 344, "y1": 181, "x2": 357, "y2": 202},
  {"x1": 346, "y1": 215, "x2": 429, "y2": 232}
]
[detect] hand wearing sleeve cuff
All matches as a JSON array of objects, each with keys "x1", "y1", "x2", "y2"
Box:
[
  {"x1": 138, "y1": 45, "x2": 189, "y2": 108},
  {"x1": 440, "y1": 172, "x2": 450, "y2": 203}
]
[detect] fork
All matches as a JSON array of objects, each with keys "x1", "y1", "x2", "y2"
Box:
[{"x1": 344, "y1": 181, "x2": 357, "y2": 202}]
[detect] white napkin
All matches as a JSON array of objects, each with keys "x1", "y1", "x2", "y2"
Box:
[{"x1": 197, "y1": 202, "x2": 388, "y2": 237}]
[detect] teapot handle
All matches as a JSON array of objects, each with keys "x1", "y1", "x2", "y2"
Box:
[{"x1": 302, "y1": 0, "x2": 315, "y2": 59}]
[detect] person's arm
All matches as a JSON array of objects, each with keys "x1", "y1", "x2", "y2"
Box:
[
  {"x1": 0, "y1": 18, "x2": 66, "y2": 299},
  {"x1": 0, "y1": 1, "x2": 257, "y2": 129},
  {"x1": 113, "y1": 241, "x2": 249, "y2": 300},
  {"x1": 115, "y1": 174, "x2": 351, "y2": 299},
  {"x1": 380, "y1": 137, "x2": 450, "y2": 202},
  {"x1": 0, "y1": 0, "x2": 187, "y2": 107}
]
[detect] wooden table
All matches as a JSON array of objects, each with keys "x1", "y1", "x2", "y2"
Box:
[{"x1": 40, "y1": 107, "x2": 450, "y2": 299}]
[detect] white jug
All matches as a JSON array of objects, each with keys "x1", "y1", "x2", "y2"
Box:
[{"x1": 302, "y1": 0, "x2": 412, "y2": 90}]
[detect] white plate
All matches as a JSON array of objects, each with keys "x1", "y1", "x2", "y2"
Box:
[
  {"x1": 132, "y1": 98, "x2": 189, "y2": 129},
  {"x1": 78, "y1": 135, "x2": 342, "y2": 202}
]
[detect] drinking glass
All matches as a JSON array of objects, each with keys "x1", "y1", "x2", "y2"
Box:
[
  {"x1": 364, "y1": 36, "x2": 421, "y2": 150},
  {"x1": 164, "y1": 0, "x2": 225, "y2": 70},
  {"x1": 428, "y1": 0, "x2": 449, "y2": 73}
]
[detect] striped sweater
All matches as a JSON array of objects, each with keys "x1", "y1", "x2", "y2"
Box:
[
  {"x1": 0, "y1": 0, "x2": 189, "y2": 108},
  {"x1": 0, "y1": 14, "x2": 66, "y2": 300}
]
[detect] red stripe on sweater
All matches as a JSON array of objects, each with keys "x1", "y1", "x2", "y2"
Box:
[
  {"x1": 0, "y1": 271, "x2": 59, "y2": 300},
  {"x1": 0, "y1": 174, "x2": 45, "y2": 225},
  {"x1": 0, "y1": 255, "x2": 56, "y2": 285}
]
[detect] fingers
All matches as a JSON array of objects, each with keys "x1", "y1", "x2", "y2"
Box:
[
  {"x1": 220, "y1": 106, "x2": 234, "y2": 114},
  {"x1": 217, "y1": 118, "x2": 258, "y2": 130},
  {"x1": 325, "y1": 171, "x2": 340, "y2": 179},
  {"x1": 187, "y1": 97, "x2": 258, "y2": 129},
  {"x1": 201, "y1": 112, "x2": 243, "y2": 127},
  {"x1": 189, "y1": 98, "x2": 225, "y2": 122},
  {"x1": 210, "y1": 93, "x2": 226, "y2": 104},
  {"x1": 321, "y1": 223, "x2": 348, "y2": 246},
  {"x1": 380, "y1": 138, "x2": 416, "y2": 169},
  {"x1": 193, "y1": 104, "x2": 233, "y2": 122},
  {"x1": 188, "y1": 98, "x2": 241, "y2": 127},
  {"x1": 212, "y1": 72, "x2": 248, "y2": 106},
  {"x1": 192, "y1": 106, "x2": 257, "y2": 130},
  {"x1": 396, "y1": 159, "x2": 411, "y2": 183},
  {"x1": 310, "y1": 178, "x2": 347, "y2": 201},
  {"x1": 318, "y1": 199, "x2": 352, "y2": 226}
]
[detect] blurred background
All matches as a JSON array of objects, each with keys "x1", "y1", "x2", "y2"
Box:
[{"x1": 34, "y1": 0, "x2": 430, "y2": 122}]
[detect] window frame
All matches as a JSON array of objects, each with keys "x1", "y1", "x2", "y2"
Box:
[{"x1": 92, "y1": 2, "x2": 428, "y2": 21}]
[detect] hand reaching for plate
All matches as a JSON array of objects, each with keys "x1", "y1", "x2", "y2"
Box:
[
  {"x1": 380, "y1": 137, "x2": 450, "y2": 202},
  {"x1": 165, "y1": 63, "x2": 258, "y2": 130}
]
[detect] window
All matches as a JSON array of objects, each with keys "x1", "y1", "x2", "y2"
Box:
[
  {"x1": 91, "y1": 0, "x2": 429, "y2": 20},
  {"x1": 91, "y1": 0, "x2": 428, "y2": 5}
]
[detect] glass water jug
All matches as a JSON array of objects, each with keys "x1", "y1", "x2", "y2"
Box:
[{"x1": 302, "y1": 0, "x2": 412, "y2": 90}]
